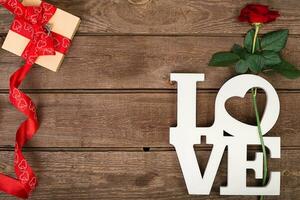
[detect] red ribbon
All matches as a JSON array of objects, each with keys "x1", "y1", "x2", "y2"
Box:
[{"x1": 0, "y1": 0, "x2": 71, "y2": 198}]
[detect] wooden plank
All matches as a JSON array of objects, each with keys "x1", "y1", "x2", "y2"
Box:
[
  {"x1": 0, "y1": 92, "x2": 298, "y2": 148},
  {"x1": 1, "y1": 36, "x2": 300, "y2": 90},
  {"x1": 1, "y1": 0, "x2": 300, "y2": 35},
  {"x1": 0, "y1": 150, "x2": 298, "y2": 199}
]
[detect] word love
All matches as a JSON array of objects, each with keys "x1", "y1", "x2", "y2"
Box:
[{"x1": 170, "y1": 73, "x2": 280, "y2": 196}]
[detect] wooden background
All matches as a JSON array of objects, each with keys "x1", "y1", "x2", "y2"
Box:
[{"x1": 0, "y1": 0, "x2": 299, "y2": 199}]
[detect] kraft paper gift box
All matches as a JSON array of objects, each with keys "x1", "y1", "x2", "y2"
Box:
[{"x1": 2, "y1": 0, "x2": 80, "y2": 72}]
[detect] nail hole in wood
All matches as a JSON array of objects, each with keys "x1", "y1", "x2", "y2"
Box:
[{"x1": 143, "y1": 147, "x2": 150, "y2": 152}]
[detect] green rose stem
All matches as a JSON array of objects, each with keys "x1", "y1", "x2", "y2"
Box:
[{"x1": 251, "y1": 23, "x2": 267, "y2": 200}]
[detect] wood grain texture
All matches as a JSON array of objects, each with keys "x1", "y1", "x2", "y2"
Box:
[
  {"x1": 0, "y1": 36, "x2": 300, "y2": 90},
  {"x1": 0, "y1": 150, "x2": 298, "y2": 200},
  {"x1": 0, "y1": 92, "x2": 298, "y2": 148},
  {"x1": 1, "y1": 0, "x2": 300, "y2": 35}
]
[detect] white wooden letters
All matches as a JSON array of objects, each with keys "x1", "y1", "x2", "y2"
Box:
[{"x1": 170, "y1": 73, "x2": 280, "y2": 196}]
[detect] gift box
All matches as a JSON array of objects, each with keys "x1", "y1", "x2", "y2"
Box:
[{"x1": 2, "y1": 0, "x2": 80, "y2": 71}]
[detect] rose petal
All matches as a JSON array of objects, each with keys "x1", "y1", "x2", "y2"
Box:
[
  {"x1": 248, "y1": 4, "x2": 269, "y2": 14},
  {"x1": 249, "y1": 12, "x2": 269, "y2": 23},
  {"x1": 266, "y1": 10, "x2": 280, "y2": 23}
]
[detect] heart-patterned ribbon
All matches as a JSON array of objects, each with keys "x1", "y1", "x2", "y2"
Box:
[{"x1": 0, "y1": 0, "x2": 71, "y2": 198}]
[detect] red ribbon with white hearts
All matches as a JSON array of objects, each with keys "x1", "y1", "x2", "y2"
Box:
[{"x1": 0, "y1": 0, "x2": 71, "y2": 198}]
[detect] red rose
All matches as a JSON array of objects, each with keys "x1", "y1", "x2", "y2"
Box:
[{"x1": 238, "y1": 4, "x2": 280, "y2": 24}]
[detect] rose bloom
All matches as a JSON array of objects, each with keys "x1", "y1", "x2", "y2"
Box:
[{"x1": 239, "y1": 3, "x2": 280, "y2": 24}]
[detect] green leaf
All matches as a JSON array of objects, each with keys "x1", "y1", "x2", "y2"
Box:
[
  {"x1": 273, "y1": 60, "x2": 300, "y2": 79},
  {"x1": 244, "y1": 29, "x2": 260, "y2": 53},
  {"x1": 208, "y1": 52, "x2": 240, "y2": 66},
  {"x1": 246, "y1": 54, "x2": 265, "y2": 73},
  {"x1": 235, "y1": 59, "x2": 250, "y2": 74},
  {"x1": 231, "y1": 44, "x2": 249, "y2": 59},
  {"x1": 261, "y1": 29, "x2": 289, "y2": 52},
  {"x1": 261, "y1": 50, "x2": 281, "y2": 66}
]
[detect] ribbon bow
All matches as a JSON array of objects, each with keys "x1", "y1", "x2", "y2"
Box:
[{"x1": 0, "y1": 0, "x2": 71, "y2": 198}]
